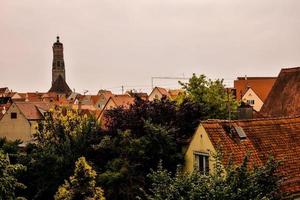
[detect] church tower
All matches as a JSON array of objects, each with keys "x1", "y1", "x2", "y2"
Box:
[
  {"x1": 49, "y1": 36, "x2": 72, "y2": 95},
  {"x1": 52, "y1": 36, "x2": 66, "y2": 84}
]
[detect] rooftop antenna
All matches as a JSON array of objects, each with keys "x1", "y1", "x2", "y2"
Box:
[
  {"x1": 226, "y1": 88, "x2": 232, "y2": 127},
  {"x1": 151, "y1": 76, "x2": 190, "y2": 89},
  {"x1": 83, "y1": 90, "x2": 88, "y2": 95}
]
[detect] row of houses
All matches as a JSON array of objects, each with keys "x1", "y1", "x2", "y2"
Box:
[
  {"x1": 1, "y1": 67, "x2": 300, "y2": 197},
  {"x1": 185, "y1": 67, "x2": 300, "y2": 199},
  {"x1": 0, "y1": 86, "x2": 184, "y2": 142}
]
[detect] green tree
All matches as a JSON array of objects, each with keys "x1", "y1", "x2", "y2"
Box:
[
  {"x1": 95, "y1": 121, "x2": 182, "y2": 200},
  {"x1": 21, "y1": 107, "x2": 98, "y2": 200},
  {"x1": 180, "y1": 73, "x2": 238, "y2": 119},
  {"x1": 54, "y1": 157, "x2": 105, "y2": 200},
  {"x1": 0, "y1": 151, "x2": 26, "y2": 200},
  {"x1": 141, "y1": 153, "x2": 280, "y2": 200}
]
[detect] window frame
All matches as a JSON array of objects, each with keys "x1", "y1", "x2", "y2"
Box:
[{"x1": 194, "y1": 151, "x2": 209, "y2": 174}]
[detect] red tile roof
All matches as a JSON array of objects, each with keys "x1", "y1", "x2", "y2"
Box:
[
  {"x1": 111, "y1": 95, "x2": 135, "y2": 108},
  {"x1": 156, "y1": 87, "x2": 170, "y2": 97},
  {"x1": 90, "y1": 95, "x2": 101, "y2": 105},
  {"x1": 0, "y1": 87, "x2": 9, "y2": 94},
  {"x1": 25, "y1": 92, "x2": 44, "y2": 102},
  {"x1": 201, "y1": 116, "x2": 300, "y2": 195},
  {"x1": 260, "y1": 67, "x2": 300, "y2": 117},
  {"x1": 234, "y1": 77, "x2": 276, "y2": 101},
  {"x1": 15, "y1": 102, "x2": 50, "y2": 120},
  {"x1": 168, "y1": 89, "x2": 184, "y2": 99}
]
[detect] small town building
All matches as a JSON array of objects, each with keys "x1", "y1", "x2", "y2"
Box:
[
  {"x1": 97, "y1": 94, "x2": 135, "y2": 125},
  {"x1": 0, "y1": 102, "x2": 50, "y2": 142},
  {"x1": 148, "y1": 87, "x2": 183, "y2": 101},
  {"x1": 234, "y1": 76, "x2": 276, "y2": 111},
  {"x1": 184, "y1": 116, "x2": 300, "y2": 198}
]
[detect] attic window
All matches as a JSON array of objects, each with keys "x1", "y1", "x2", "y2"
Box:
[
  {"x1": 246, "y1": 100, "x2": 255, "y2": 105},
  {"x1": 234, "y1": 126, "x2": 247, "y2": 139},
  {"x1": 194, "y1": 152, "x2": 209, "y2": 175},
  {"x1": 11, "y1": 112, "x2": 17, "y2": 119}
]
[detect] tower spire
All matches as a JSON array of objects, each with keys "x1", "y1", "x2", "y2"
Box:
[{"x1": 49, "y1": 36, "x2": 71, "y2": 95}]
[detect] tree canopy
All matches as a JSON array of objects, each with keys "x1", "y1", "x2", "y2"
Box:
[
  {"x1": 54, "y1": 157, "x2": 105, "y2": 200},
  {"x1": 141, "y1": 153, "x2": 280, "y2": 200},
  {"x1": 180, "y1": 73, "x2": 238, "y2": 119}
]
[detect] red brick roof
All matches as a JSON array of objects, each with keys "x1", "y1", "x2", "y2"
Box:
[
  {"x1": 201, "y1": 116, "x2": 300, "y2": 195},
  {"x1": 260, "y1": 67, "x2": 300, "y2": 117},
  {"x1": 234, "y1": 77, "x2": 276, "y2": 101}
]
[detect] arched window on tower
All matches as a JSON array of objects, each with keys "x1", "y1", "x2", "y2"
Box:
[{"x1": 57, "y1": 61, "x2": 60, "y2": 67}]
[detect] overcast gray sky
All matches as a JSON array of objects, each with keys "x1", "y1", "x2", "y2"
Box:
[{"x1": 1, "y1": 0, "x2": 300, "y2": 94}]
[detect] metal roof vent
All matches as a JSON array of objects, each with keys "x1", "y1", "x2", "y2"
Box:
[{"x1": 234, "y1": 126, "x2": 247, "y2": 139}]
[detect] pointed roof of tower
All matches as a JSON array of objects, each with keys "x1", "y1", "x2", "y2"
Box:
[{"x1": 49, "y1": 75, "x2": 72, "y2": 95}]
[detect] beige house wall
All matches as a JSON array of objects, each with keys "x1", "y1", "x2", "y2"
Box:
[
  {"x1": 242, "y1": 88, "x2": 264, "y2": 111},
  {"x1": 148, "y1": 88, "x2": 163, "y2": 101},
  {"x1": 184, "y1": 124, "x2": 216, "y2": 173},
  {"x1": 0, "y1": 104, "x2": 32, "y2": 142}
]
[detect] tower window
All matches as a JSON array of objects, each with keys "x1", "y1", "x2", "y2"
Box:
[{"x1": 57, "y1": 61, "x2": 60, "y2": 67}]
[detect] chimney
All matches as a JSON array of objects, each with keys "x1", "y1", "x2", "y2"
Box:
[{"x1": 237, "y1": 102, "x2": 253, "y2": 120}]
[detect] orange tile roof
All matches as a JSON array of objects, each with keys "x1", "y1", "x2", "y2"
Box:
[
  {"x1": 25, "y1": 92, "x2": 44, "y2": 102},
  {"x1": 234, "y1": 77, "x2": 276, "y2": 101},
  {"x1": 111, "y1": 95, "x2": 135, "y2": 108},
  {"x1": 168, "y1": 89, "x2": 184, "y2": 99},
  {"x1": 15, "y1": 102, "x2": 51, "y2": 120},
  {"x1": 156, "y1": 87, "x2": 170, "y2": 97},
  {"x1": 260, "y1": 67, "x2": 300, "y2": 117},
  {"x1": 90, "y1": 95, "x2": 101, "y2": 105},
  {"x1": 201, "y1": 116, "x2": 300, "y2": 195}
]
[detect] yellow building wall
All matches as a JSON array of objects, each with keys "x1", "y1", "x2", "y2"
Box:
[
  {"x1": 184, "y1": 124, "x2": 216, "y2": 173},
  {"x1": 0, "y1": 104, "x2": 32, "y2": 142}
]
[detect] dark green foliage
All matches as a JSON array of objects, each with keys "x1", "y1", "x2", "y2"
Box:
[
  {"x1": 141, "y1": 153, "x2": 280, "y2": 200},
  {"x1": 95, "y1": 122, "x2": 183, "y2": 200},
  {"x1": 0, "y1": 150, "x2": 26, "y2": 200},
  {"x1": 105, "y1": 96, "x2": 206, "y2": 141},
  {"x1": 19, "y1": 107, "x2": 99, "y2": 200}
]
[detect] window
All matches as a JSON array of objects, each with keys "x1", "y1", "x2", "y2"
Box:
[
  {"x1": 57, "y1": 61, "x2": 60, "y2": 67},
  {"x1": 11, "y1": 112, "x2": 17, "y2": 119},
  {"x1": 246, "y1": 99, "x2": 255, "y2": 105},
  {"x1": 194, "y1": 152, "x2": 209, "y2": 174}
]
